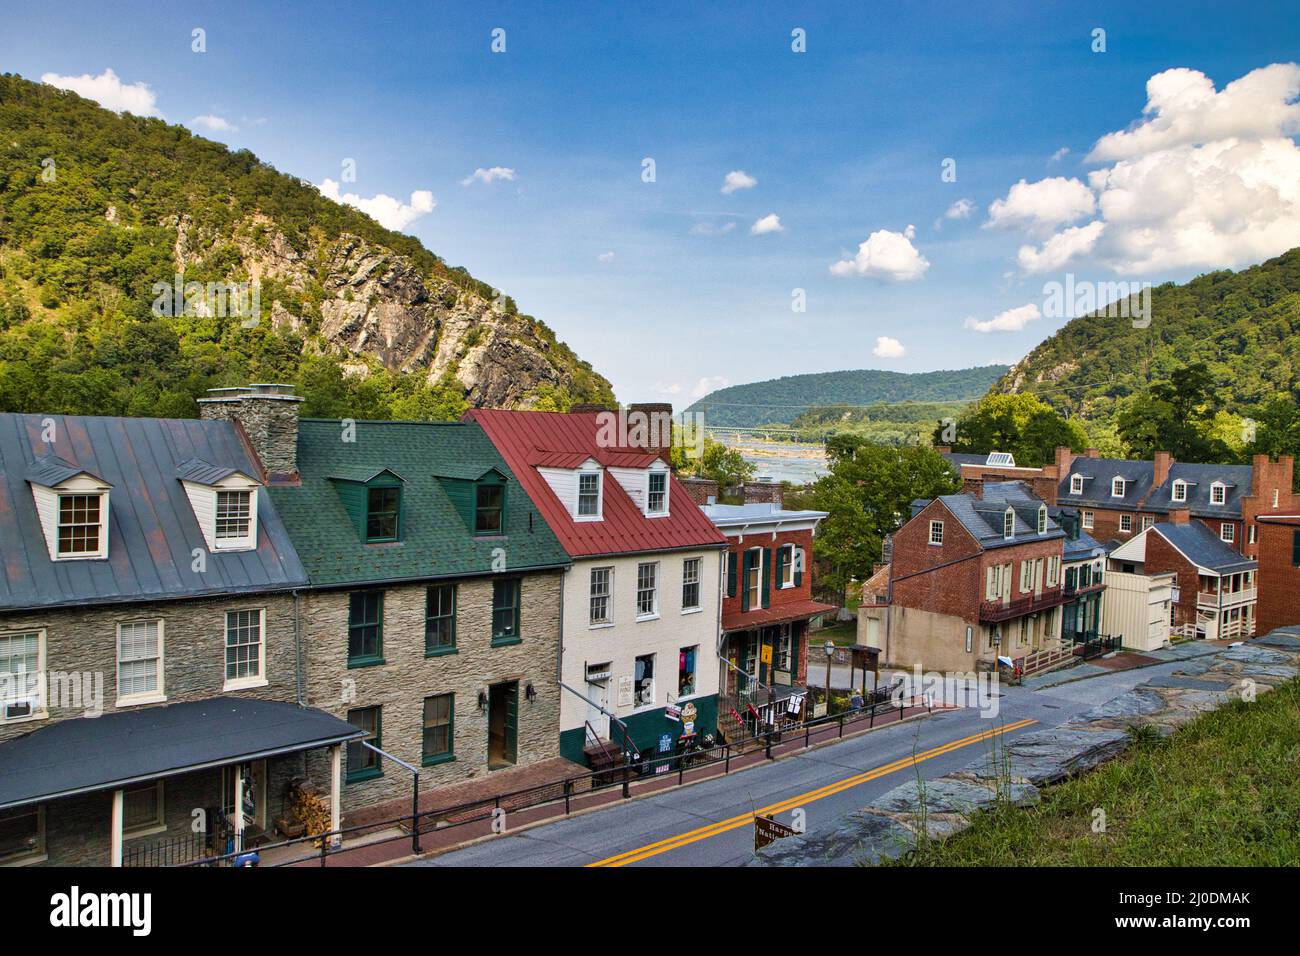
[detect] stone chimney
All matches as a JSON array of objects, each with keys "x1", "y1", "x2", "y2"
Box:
[
  {"x1": 1153, "y1": 450, "x2": 1173, "y2": 488},
  {"x1": 198, "y1": 383, "x2": 303, "y2": 483},
  {"x1": 742, "y1": 478, "x2": 783, "y2": 509},
  {"x1": 680, "y1": 476, "x2": 719, "y2": 507},
  {"x1": 1168, "y1": 507, "x2": 1190, "y2": 525},
  {"x1": 624, "y1": 402, "x2": 674, "y2": 462}
]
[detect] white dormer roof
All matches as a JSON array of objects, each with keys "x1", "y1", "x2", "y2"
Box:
[
  {"x1": 179, "y1": 466, "x2": 262, "y2": 552},
  {"x1": 609, "y1": 457, "x2": 670, "y2": 518},
  {"x1": 26, "y1": 458, "x2": 113, "y2": 561}
]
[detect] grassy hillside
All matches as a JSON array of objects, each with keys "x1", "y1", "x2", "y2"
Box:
[
  {"x1": 686, "y1": 366, "x2": 1008, "y2": 427},
  {"x1": 0, "y1": 73, "x2": 613, "y2": 419},
  {"x1": 994, "y1": 248, "x2": 1300, "y2": 427}
]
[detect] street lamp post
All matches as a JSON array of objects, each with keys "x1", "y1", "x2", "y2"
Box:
[{"x1": 823, "y1": 640, "x2": 835, "y2": 708}]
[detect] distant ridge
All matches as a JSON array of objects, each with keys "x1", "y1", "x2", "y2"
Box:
[{"x1": 685, "y1": 366, "x2": 1009, "y2": 427}]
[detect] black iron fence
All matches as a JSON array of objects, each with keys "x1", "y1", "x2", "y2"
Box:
[{"x1": 177, "y1": 694, "x2": 934, "y2": 868}]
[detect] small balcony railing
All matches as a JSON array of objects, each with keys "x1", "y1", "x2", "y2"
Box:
[
  {"x1": 979, "y1": 589, "x2": 1068, "y2": 623},
  {"x1": 1197, "y1": 587, "x2": 1256, "y2": 608}
]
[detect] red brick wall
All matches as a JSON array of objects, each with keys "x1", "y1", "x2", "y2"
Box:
[
  {"x1": 1257, "y1": 520, "x2": 1300, "y2": 634},
  {"x1": 679, "y1": 477, "x2": 719, "y2": 506},
  {"x1": 720, "y1": 528, "x2": 817, "y2": 619},
  {"x1": 1143, "y1": 532, "x2": 1202, "y2": 628},
  {"x1": 1241, "y1": 456, "x2": 1297, "y2": 560},
  {"x1": 890, "y1": 500, "x2": 983, "y2": 624}
]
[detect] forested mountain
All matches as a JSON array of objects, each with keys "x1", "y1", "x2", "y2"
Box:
[
  {"x1": 0, "y1": 73, "x2": 613, "y2": 419},
  {"x1": 685, "y1": 366, "x2": 1008, "y2": 427},
  {"x1": 993, "y1": 249, "x2": 1300, "y2": 428}
]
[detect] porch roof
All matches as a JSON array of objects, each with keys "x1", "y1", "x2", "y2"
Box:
[
  {"x1": 0, "y1": 697, "x2": 364, "y2": 811},
  {"x1": 722, "y1": 598, "x2": 838, "y2": 633}
]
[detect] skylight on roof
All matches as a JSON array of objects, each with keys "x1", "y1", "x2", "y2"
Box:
[{"x1": 986, "y1": 452, "x2": 1016, "y2": 467}]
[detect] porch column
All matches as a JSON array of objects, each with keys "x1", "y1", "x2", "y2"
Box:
[
  {"x1": 232, "y1": 763, "x2": 245, "y2": 853},
  {"x1": 328, "y1": 744, "x2": 342, "y2": 847},
  {"x1": 110, "y1": 788, "x2": 124, "y2": 867}
]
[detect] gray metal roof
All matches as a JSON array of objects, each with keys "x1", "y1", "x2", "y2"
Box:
[
  {"x1": 26, "y1": 455, "x2": 109, "y2": 487},
  {"x1": 1057, "y1": 456, "x2": 1155, "y2": 509},
  {"x1": 934, "y1": 484, "x2": 1065, "y2": 550},
  {"x1": 0, "y1": 413, "x2": 307, "y2": 611},
  {"x1": 1151, "y1": 522, "x2": 1257, "y2": 575},
  {"x1": 1145, "y1": 462, "x2": 1254, "y2": 518},
  {"x1": 699, "y1": 501, "x2": 829, "y2": 527},
  {"x1": 1063, "y1": 529, "x2": 1106, "y2": 562},
  {"x1": 0, "y1": 698, "x2": 362, "y2": 810},
  {"x1": 1058, "y1": 456, "x2": 1254, "y2": 518},
  {"x1": 175, "y1": 457, "x2": 245, "y2": 485}
]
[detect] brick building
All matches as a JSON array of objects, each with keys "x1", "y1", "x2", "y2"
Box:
[
  {"x1": 859, "y1": 482, "x2": 1069, "y2": 672},
  {"x1": 700, "y1": 496, "x2": 832, "y2": 735},
  {"x1": 1247, "y1": 514, "x2": 1300, "y2": 635},
  {"x1": 1109, "y1": 511, "x2": 1257, "y2": 641}
]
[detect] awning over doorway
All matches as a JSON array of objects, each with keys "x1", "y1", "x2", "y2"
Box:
[
  {"x1": 0, "y1": 697, "x2": 363, "y2": 810},
  {"x1": 722, "y1": 599, "x2": 837, "y2": 633}
]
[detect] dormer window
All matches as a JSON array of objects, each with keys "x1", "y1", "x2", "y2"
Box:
[
  {"x1": 1210, "y1": 481, "x2": 1226, "y2": 505},
  {"x1": 58, "y1": 493, "x2": 105, "y2": 556},
  {"x1": 215, "y1": 490, "x2": 252, "y2": 540},
  {"x1": 1111, "y1": 477, "x2": 1126, "y2": 498},
  {"x1": 577, "y1": 471, "x2": 601, "y2": 518},
  {"x1": 178, "y1": 459, "x2": 260, "y2": 552},
  {"x1": 1004, "y1": 508, "x2": 1015, "y2": 539},
  {"x1": 475, "y1": 482, "x2": 505, "y2": 534},
  {"x1": 647, "y1": 471, "x2": 668, "y2": 515},
  {"x1": 27, "y1": 459, "x2": 113, "y2": 561},
  {"x1": 1171, "y1": 479, "x2": 1187, "y2": 503},
  {"x1": 366, "y1": 487, "x2": 401, "y2": 541},
  {"x1": 1037, "y1": 505, "x2": 1048, "y2": 534},
  {"x1": 1069, "y1": 474, "x2": 1083, "y2": 495}
]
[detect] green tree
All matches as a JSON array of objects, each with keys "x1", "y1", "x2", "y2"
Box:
[
  {"x1": 938, "y1": 393, "x2": 1086, "y2": 466},
  {"x1": 1116, "y1": 362, "x2": 1235, "y2": 461}
]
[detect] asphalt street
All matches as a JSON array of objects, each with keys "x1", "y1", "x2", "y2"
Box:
[{"x1": 408, "y1": 660, "x2": 1187, "y2": 867}]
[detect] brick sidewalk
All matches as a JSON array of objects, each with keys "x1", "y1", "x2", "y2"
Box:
[{"x1": 277, "y1": 701, "x2": 940, "y2": 867}]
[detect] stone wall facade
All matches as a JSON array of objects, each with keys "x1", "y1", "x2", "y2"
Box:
[{"x1": 300, "y1": 571, "x2": 564, "y2": 815}]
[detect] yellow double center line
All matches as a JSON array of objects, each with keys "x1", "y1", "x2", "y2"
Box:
[{"x1": 587, "y1": 717, "x2": 1037, "y2": 867}]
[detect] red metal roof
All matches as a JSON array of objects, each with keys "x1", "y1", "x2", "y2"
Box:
[
  {"x1": 467, "y1": 409, "x2": 727, "y2": 558},
  {"x1": 722, "y1": 599, "x2": 839, "y2": 633}
]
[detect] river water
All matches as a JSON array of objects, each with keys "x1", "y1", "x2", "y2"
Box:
[{"x1": 735, "y1": 441, "x2": 828, "y2": 486}]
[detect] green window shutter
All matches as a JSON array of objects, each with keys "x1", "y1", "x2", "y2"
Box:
[
  {"x1": 726, "y1": 551, "x2": 737, "y2": 597},
  {"x1": 740, "y1": 551, "x2": 752, "y2": 612},
  {"x1": 761, "y1": 548, "x2": 772, "y2": 608},
  {"x1": 793, "y1": 546, "x2": 803, "y2": 587},
  {"x1": 774, "y1": 547, "x2": 786, "y2": 589}
]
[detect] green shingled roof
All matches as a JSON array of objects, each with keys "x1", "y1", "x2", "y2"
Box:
[{"x1": 269, "y1": 419, "x2": 570, "y2": 587}]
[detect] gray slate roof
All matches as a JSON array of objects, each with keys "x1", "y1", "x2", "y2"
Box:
[
  {"x1": 1057, "y1": 457, "x2": 1155, "y2": 509},
  {"x1": 0, "y1": 697, "x2": 362, "y2": 810},
  {"x1": 699, "y1": 501, "x2": 829, "y2": 527},
  {"x1": 0, "y1": 413, "x2": 307, "y2": 611},
  {"x1": 1063, "y1": 529, "x2": 1106, "y2": 562},
  {"x1": 933, "y1": 484, "x2": 1065, "y2": 550},
  {"x1": 1058, "y1": 456, "x2": 1254, "y2": 518},
  {"x1": 1151, "y1": 522, "x2": 1257, "y2": 575},
  {"x1": 1146, "y1": 462, "x2": 1254, "y2": 518}
]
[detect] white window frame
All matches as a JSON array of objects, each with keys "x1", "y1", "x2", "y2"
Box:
[
  {"x1": 1248, "y1": 524, "x2": 1257, "y2": 545},
  {"x1": 1082, "y1": 510, "x2": 1094, "y2": 530},
  {"x1": 122, "y1": 781, "x2": 166, "y2": 838},
  {"x1": 1141, "y1": 515, "x2": 1155, "y2": 530},
  {"x1": 1069, "y1": 474, "x2": 1083, "y2": 495},
  {"x1": 1220, "y1": 523, "x2": 1235, "y2": 543},
  {"x1": 1119, "y1": 513, "x2": 1132, "y2": 533},
  {"x1": 55, "y1": 490, "x2": 109, "y2": 559},
  {"x1": 1111, "y1": 477, "x2": 1126, "y2": 498},
  {"x1": 779, "y1": 543, "x2": 795, "y2": 588},
  {"x1": 646, "y1": 468, "x2": 669, "y2": 516},
  {"x1": 681, "y1": 557, "x2": 703, "y2": 611},
  {"x1": 223, "y1": 608, "x2": 267, "y2": 691},
  {"x1": 116, "y1": 619, "x2": 165, "y2": 706},
  {"x1": 1037, "y1": 506, "x2": 1048, "y2": 535},
  {"x1": 633, "y1": 652, "x2": 656, "y2": 708},
  {"x1": 678, "y1": 644, "x2": 699, "y2": 697},
  {"x1": 746, "y1": 547, "x2": 763, "y2": 608},
  {"x1": 589, "y1": 566, "x2": 614, "y2": 626},
  {"x1": 635, "y1": 562, "x2": 659, "y2": 620},
  {"x1": 0, "y1": 630, "x2": 47, "y2": 723},
  {"x1": 215, "y1": 489, "x2": 254, "y2": 542},
  {"x1": 1003, "y1": 508, "x2": 1015, "y2": 539},
  {"x1": 1210, "y1": 481, "x2": 1226, "y2": 505},
  {"x1": 1020, "y1": 560, "x2": 1033, "y2": 594},
  {"x1": 1171, "y1": 480, "x2": 1187, "y2": 503},
  {"x1": 928, "y1": 520, "x2": 944, "y2": 546},
  {"x1": 575, "y1": 468, "x2": 602, "y2": 521}
]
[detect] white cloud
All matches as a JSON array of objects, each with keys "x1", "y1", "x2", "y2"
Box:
[
  {"x1": 317, "y1": 178, "x2": 436, "y2": 232},
  {"x1": 986, "y1": 177, "x2": 1096, "y2": 232},
  {"x1": 750, "y1": 213, "x2": 784, "y2": 235},
  {"x1": 1016, "y1": 221, "x2": 1105, "y2": 273},
  {"x1": 460, "y1": 166, "x2": 516, "y2": 186},
  {"x1": 692, "y1": 376, "x2": 729, "y2": 398},
  {"x1": 872, "y1": 336, "x2": 906, "y2": 358},
  {"x1": 1049, "y1": 147, "x2": 1070, "y2": 163},
  {"x1": 1005, "y1": 64, "x2": 1300, "y2": 275},
  {"x1": 690, "y1": 221, "x2": 737, "y2": 236},
  {"x1": 829, "y1": 224, "x2": 929, "y2": 281},
  {"x1": 1088, "y1": 64, "x2": 1300, "y2": 162},
  {"x1": 597, "y1": 251, "x2": 615, "y2": 262},
  {"x1": 721, "y1": 170, "x2": 757, "y2": 194},
  {"x1": 944, "y1": 198, "x2": 975, "y2": 220},
  {"x1": 964, "y1": 302, "x2": 1043, "y2": 333},
  {"x1": 41, "y1": 68, "x2": 162, "y2": 117},
  {"x1": 653, "y1": 382, "x2": 684, "y2": 396},
  {"x1": 190, "y1": 114, "x2": 237, "y2": 133}
]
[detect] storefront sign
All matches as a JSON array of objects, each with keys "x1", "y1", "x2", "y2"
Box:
[
  {"x1": 760, "y1": 644, "x2": 773, "y2": 665},
  {"x1": 665, "y1": 704, "x2": 681, "y2": 722}
]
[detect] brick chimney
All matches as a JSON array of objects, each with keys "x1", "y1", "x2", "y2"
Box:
[
  {"x1": 1085, "y1": 448, "x2": 1100, "y2": 459},
  {"x1": 625, "y1": 402, "x2": 674, "y2": 462},
  {"x1": 680, "y1": 476, "x2": 719, "y2": 506},
  {"x1": 1153, "y1": 450, "x2": 1173, "y2": 488},
  {"x1": 934, "y1": 445, "x2": 952, "y2": 454},
  {"x1": 1052, "y1": 445, "x2": 1075, "y2": 478},
  {"x1": 742, "y1": 478, "x2": 783, "y2": 509},
  {"x1": 198, "y1": 383, "x2": 303, "y2": 483},
  {"x1": 1168, "y1": 507, "x2": 1190, "y2": 525}
]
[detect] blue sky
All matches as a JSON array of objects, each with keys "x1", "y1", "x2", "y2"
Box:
[{"x1": 3, "y1": 1, "x2": 1299, "y2": 404}]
